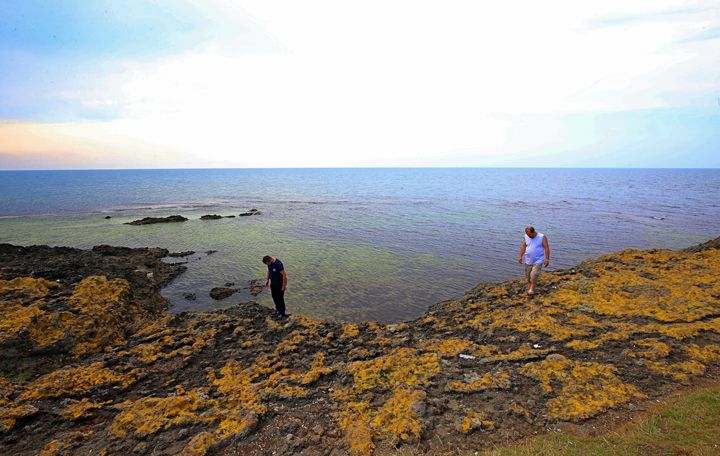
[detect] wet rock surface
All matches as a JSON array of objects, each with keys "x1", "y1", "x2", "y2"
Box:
[
  {"x1": 125, "y1": 215, "x2": 188, "y2": 225},
  {"x1": 168, "y1": 251, "x2": 195, "y2": 258},
  {"x1": 1, "y1": 237, "x2": 720, "y2": 455},
  {"x1": 209, "y1": 287, "x2": 238, "y2": 300},
  {"x1": 200, "y1": 215, "x2": 224, "y2": 220},
  {"x1": 239, "y1": 209, "x2": 261, "y2": 216}
]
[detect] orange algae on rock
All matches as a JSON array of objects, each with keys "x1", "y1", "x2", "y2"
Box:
[
  {"x1": 520, "y1": 354, "x2": 645, "y2": 421},
  {"x1": 19, "y1": 362, "x2": 137, "y2": 401}
]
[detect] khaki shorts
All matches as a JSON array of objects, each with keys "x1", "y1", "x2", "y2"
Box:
[{"x1": 525, "y1": 263, "x2": 543, "y2": 282}]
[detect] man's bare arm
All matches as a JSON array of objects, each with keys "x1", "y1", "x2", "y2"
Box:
[
  {"x1": 542, "y1": 236, "x2": 550, "y2": 267},
  {"x1": 265, "y1": 270, "x2": 270, "y2": 287},
  {"x1": 518, "y1": 241, "x2": 526, "y2": 264},
  {"x1": 281, "y1": 269, "x2": 287, "y2": 290}
]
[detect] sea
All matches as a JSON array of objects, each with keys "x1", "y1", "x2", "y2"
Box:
[{"x1": 1, "y1": 168, "x2": 718, "y2": 323}]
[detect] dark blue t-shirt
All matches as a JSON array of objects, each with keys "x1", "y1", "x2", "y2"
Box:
[{"x1": 267, "y1": 259, "x2": 285, "y2": 288}]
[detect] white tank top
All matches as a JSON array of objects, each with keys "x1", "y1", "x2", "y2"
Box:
[{"x1": 524, "y1": 233, "x2": 545, "y2": 265}]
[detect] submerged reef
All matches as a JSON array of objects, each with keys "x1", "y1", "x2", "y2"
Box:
[{"x1": 1, "y1": 238, "x2": 720, "y2": 455}]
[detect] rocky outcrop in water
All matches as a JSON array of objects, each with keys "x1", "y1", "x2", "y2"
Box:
[
  {"x1": 1, "y1": 238, "x2": 719, "y2": 455},
  {"x1": 239, "y1": 209, "x2": 261, "y2": 216},
  {"x1": 209, "y1": 287, "x2": 238, "y2": 300},
  {"x1": 168, "y1": 251, "x2": 195, "y2": 258},
  {"x1": 125, "y1": 215, "x2": 188, "y2": 225}
]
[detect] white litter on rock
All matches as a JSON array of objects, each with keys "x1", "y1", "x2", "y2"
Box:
[{"x1": 459, "y1": 354, "x2": 476, "y2": 360}]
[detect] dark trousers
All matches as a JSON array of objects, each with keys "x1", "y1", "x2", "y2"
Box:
[{"x1": 270, "y1": 287, "x2": 286, "y2": 315}]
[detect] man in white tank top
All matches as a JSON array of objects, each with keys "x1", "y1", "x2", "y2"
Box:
[{"x1": 517, "y1": 226, "x2": 550, "y2": 295}]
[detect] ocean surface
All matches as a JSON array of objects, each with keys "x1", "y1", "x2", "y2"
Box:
[{"x1": 1, "y1": 168, "x2": 718, "y2": 323}]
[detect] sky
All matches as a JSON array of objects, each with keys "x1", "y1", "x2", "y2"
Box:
[{"x1": 0, "y1": 0, "x2": 718, "y2": 169}]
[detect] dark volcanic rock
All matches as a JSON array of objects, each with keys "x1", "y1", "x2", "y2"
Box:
[
  {"x1": 683, "y1": 235, "x2": 720, "y2": 253},
  {"x1": 206, "y1": 250, "x2": 218, "y2": 255},
  {"x1": 200, "y1": 214, "x2": 223, "y2": 220},
  {"x1": 239, "y1": 209, "x2": 262, "y2": 216},
  {"x1": 125, "y1": 215, "x2": 188, "y2": 225},
  {"x1": 2, "y1": 235, "x2": 720, "y2": 456},
  {"x1": 210, "y1": 287, "x2": 237, "y2": 300},
  {"x1": 104, "y1": 215, "x2": 112, "y2": 219},
  {"x1": 168, "y1": 251, "x2": 195, "y2": 258},
  {"x1": 183, "y1": 292, "x2": 197, "y2": 301}
]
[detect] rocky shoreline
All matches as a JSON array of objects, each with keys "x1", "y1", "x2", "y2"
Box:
[{"x1": 1, "y1": 238, "x2": 719, "y2": 455}]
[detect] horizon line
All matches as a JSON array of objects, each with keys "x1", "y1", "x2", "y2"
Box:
[{"x1": 2, "y1": 166, "x2": 719, "y2": 172}]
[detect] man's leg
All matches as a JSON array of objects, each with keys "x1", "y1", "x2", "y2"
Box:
[
  {"x1": 529, "y1": 264, "x2": 542, "y2": 293},
  {"x1": 524, "y1": 265, "x2": 532, "y2": 285},
  {"x1": 271, "y1": 287, "x2": 286, "y2": 316}
]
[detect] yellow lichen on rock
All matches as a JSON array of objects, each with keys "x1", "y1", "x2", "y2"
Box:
[
  {"x1": 274, "y1": 330, "x2": 305, "y2": 355},
  {"x1": 301, "y1": 352, "x2": 334, "y2": 385},
  {"x1": 0, "y1": 399, "x2": 38, "y2": 431},
  {"x1": 184, "y1": 431, "x2": 217, "y2": 456},
  {"x1": 341, "y1": 323, "x2": 360, "y2": 339},
  {"x1": 19, "y1": 362, "x2": 137, "y2": 401},
  {"x1": 446, "y1": 372, "x2": 511, "y2": 393},
  {"x1": 59, "y1": 398, "x2": 110, "y2": 421},
  {"x1": 565, "y1": 323, "x2": 638, "y2": 351},
  {"x1": 0, "y1": 277, "x2": 61, "y2": 299},
  {"x1": 417, "y1": 338, "x2": 495, "y2": 358},
  {"x1": 65, "y1": 275, "x2": 137, "y2": 356},
  {"x1": 520, "y1": 354, "x2": 645, "y2": 421},
  {"x1": 0, "y1": 302, "x2": 45, "y2": 344},
  {"x1": 36, "y1": 431, "x2": 92, "y2": 456},
  {"x1": 684, "y1": 343, "x2": 720, "y2": 363},
  {"x1": 626, "y1": 339, "x2": 671, "y2": 360},
  {"x1": 459, "y1": 410, "x2": 494, "y2": 435},
  {"x1": 210, "y1": 359, "x2": 269, "y2": 415},
  {"x1": 110, "y1": 388, "x2": 210, "y2": 438},
  {"x1": 371, "y1": 387, "x2": 426, "y2": 444},
  {"x1": 333, "y1": 348, "x2": 440, "y2": 454},
  {"x1": 543, "y1": 249, "x2": 720, "y2": 323},
  {"x1": 643, "y1": 360, "x2": 706, "y2": 381},
  {"x1": 346, "y1": 348, "x2": 440, "y2": 391},
  {"x1": 468, "y1": 304, "x2": 589, "y2": 342},
  {"x1": 0, "y1": 275, "x2": 151, "y2": 357}
]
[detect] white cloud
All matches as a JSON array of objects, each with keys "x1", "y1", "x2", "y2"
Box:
[{"x1": 2, "y1": 0, "x2": 719, "y2": 167}]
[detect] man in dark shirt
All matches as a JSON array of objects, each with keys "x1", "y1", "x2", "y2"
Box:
[{"x1": 263, "y1": 255, "x2": 287, "y2": 319}]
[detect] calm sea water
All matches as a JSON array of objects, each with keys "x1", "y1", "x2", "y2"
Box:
[{"x1": 1, "y1": 168, "x2": 718, "y2": 322}]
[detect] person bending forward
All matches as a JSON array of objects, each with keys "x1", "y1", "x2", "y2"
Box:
[{"x1": 263, "y1": 255, "x2": 287, "y2": 318}]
